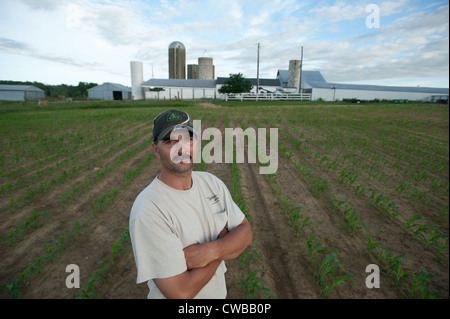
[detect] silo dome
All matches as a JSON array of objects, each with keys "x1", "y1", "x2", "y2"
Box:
[{"x1": 169, "y1": 41, "x2": 185, "y2": 50}]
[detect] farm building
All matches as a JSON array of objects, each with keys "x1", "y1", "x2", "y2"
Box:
[
  {"x1": 277, "y1": 69, "x2": 449, "y2": 102},
  {"x1": 141, "y1": 78, "x2": 282, "y2": 100},
  {"x1": 88, "y1": 82, "x2": 132, "y2": 100},
  {"x1": 141, "y1": 79, "x2": 217, "y2": 100},
  {"x1": 130, "y1": 60, "x2": 448, "y2": 102},
  {"x1": 216, "y1": 77, "x2": 281, "y2": 94},
  {"x1": 0, "y1": 84, "x2": 45, "y2": 101}
]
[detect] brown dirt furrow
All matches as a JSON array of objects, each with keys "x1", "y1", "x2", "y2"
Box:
[
  {"x1": 271, "y1": 123, "x2": 448, "y2": 298},
  {"x1": 0, "y1": 128, "x2": 153, "y2": 238},
  {"x1": 0, "y1": 134, "x2": 155, "y2": 298},
  {"x1": 240, "y1": 160, "x2": 319, "y2": 298},
  {"x1": 16, "y1": 148, "x2": 159, "y2": 299}
]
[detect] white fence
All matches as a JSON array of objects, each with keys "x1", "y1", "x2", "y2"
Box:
[{"x1": 222, "y1": 92, "x2": 311, "y2": 101}]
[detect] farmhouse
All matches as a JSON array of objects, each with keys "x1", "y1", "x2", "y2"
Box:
[
  {"x1": 0, "y1": 84, "x2": 45, "y2": 101},
  {"x1": 88, "y1": 82, "x2": 132, "y2": 100}
]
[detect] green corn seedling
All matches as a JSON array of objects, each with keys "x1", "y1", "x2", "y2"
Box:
[
  {"x1": 315, "y1": 253, "x2": 352, "y2": 298},
  {"x1": 237, "y1": 269, "x2": 274, "y2": 299},
  {"x1": 405, "y1": 215, "x2": 424, "y2": 231},
  {"x1": 365, "y1": 236, "x2": 386, "y2": 256},
  {"x1": 297, "y1": 216, "x2": 313, "y2": 240},
  {"x1": 305, "y1": 235, "x2": 330, "y2": 265},
  {"x1": 410, "y1": 270, "x2": 441, "y2": 299}
]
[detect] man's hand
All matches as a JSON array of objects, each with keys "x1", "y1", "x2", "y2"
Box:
[
  {"x1": 183, "y1": 226, "x2": 228, "y2": 270},
  {"x1": 155, "y1": 220, "x2": 251, "y2": 299}
]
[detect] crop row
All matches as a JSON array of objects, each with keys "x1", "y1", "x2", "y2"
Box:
[
  {"x1": 226, "y1": 117, "x2": 274, "y2": 299},
  {"x1": 1, "y1": 112, "x2": 132, "y2": 175},
  {"x1": 288, "y1": 112, "x2": 448, "y2": 200},
  {"x1": 283, "y1": 117, "x2": 448, "y2": 260},
  {"x1": 268, "y1": 173, "x2": 352, "y2": 298},
  {"x1": 2, "y1": 125, "x2": 153, "y2": 213},
  {"x1": 263, "y1": 115, "x2": 449, "y2": 261},
  {"x1": 1, "y1": 146, "x2": 155, "y2": 298},
  {"x1": 259, "y1": 116, "x2": 446, "y2": 298}
]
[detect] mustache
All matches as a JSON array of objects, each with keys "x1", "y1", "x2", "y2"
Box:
[{"x1": 171, "y1": 154, "x2": 192, "y2": 163}]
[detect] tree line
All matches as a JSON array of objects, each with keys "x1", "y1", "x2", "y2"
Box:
[{"x1": 0, "y1": 80, "x2": 98, "y2": 98}]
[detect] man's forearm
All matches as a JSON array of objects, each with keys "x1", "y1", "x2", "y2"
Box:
[
  {"x1": 178, "y1": 259, "x2": 222, "y2": 299},
  {"x1": 184, "y1": 218, "x2": 252, "y2": 269},
  {"x1": 159, "y1": 218, "x2": 252, "y2": 298},
  {"x1": 215, "y1": 218, "x2": 252, "y2": 261},
  {"x1": 154, "y1": 259, "x2": 221, "y2": 299}
]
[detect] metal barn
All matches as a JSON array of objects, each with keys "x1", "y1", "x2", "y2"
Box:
[
  {"x1": 276, "y1": 69, "x2": 449, "y2": 102},
  {"x1": 88, "y1": 82, "x2": 132, "y2": 100},
  {"x1": 306, "y1": 82, "x2": 450, "y2": 102},
  {"x1": 0, "y1": 84, "x2": 45, "y2": 101}
]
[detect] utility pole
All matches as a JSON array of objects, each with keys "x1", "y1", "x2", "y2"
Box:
[
  {"x1": 257, "y1": 42, "x2": 260, "y2": 94},
  {"x1": 299, "y1": 46, "x2": 303, "y2": 97}
]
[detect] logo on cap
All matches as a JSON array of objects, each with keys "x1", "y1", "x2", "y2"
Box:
[{"x1": 167, "y1": 112, "x2": 183, "y2": 122}]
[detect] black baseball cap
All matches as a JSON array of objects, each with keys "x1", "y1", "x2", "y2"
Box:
[{"x1": 152, "y1": 109, "x2": 194, "y2": 142}]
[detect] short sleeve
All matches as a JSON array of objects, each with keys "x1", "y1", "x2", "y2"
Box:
[{"x1": 130, "y1": 201, "x2": 187, "y2": 284}]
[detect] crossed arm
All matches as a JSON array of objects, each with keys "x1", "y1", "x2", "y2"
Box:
[{"x1": 153, "y1": 217, "x2": 252, "y2": 299}]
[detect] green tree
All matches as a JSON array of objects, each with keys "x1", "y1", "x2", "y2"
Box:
[
  {"x1": 218, "y1": 73, "x2": 253, "y2": 94},
  {"x1": 0, "y1": 80, "x2": 97, "y2": 98}
]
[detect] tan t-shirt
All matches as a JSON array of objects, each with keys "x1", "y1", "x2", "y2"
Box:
[{"x1": 129, "y1": 171, "x2": 245, "y2": 299}]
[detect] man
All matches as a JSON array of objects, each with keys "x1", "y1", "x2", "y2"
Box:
[{"x1": 129, "y1": 109, "x2": 252, "y2": 299}]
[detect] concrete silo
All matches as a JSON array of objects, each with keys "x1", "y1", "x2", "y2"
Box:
[
  {"x1": 130, "y1": 61, "x2": 144, "y2": 100},
  {"x1": 187, "y1": 64, "x2": 199, "y2": 79},
  {"x1": 198, "y1": 57, "x2": 214, "y2": 80},
  {"x1": 168, "y1": 41, "x2": 186, "y2": 79},
  {"x1": 288, "y1": 60, "x2": 301, "y2": 93}
]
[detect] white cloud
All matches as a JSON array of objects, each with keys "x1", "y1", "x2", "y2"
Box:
[
  {"x1": 19, "y1": 0, "x2": 65, "y2": 11},
  {"x1": 0, "y1": 0, "x2": 448, "y2": 87},
  {"x1": 308, "y1": 1, "x2": 367, "y2": 23}
]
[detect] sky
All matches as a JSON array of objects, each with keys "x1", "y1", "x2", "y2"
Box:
[{"x1": 0, "y1": 0, "x2": 448, "y2": 88}]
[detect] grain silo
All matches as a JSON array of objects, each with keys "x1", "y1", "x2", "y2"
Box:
[
  {"x1": 288, "y1": 60, "x2": 301, "y2": 92},
  {"x1": 130, "y1": 61, "x2": 144, "y2": 100},
  {"x1": 198, "y1": 57, "x2": 214, "y2": 80},
  {"x1": 187, "y1": 64, "x2": 199, "y2": 79},
  {"x1": 168, "y1": 41, "x2": 186, "y2": 79}
]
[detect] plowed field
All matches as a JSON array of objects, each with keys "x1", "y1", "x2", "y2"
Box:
[{"x1": 1, "y1": 101, "x2": 448, "y2": 299}]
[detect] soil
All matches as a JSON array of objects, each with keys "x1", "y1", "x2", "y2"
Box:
[{"x1": 0, "y1": 105, "x2": 448, "y2": 300}]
